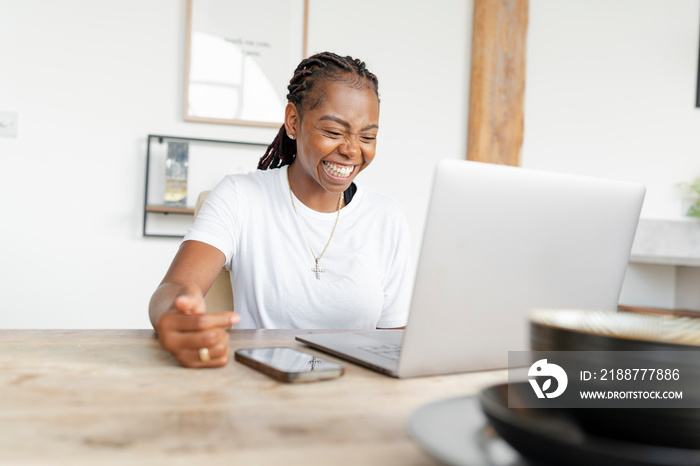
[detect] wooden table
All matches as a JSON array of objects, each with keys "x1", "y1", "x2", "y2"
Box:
[{"x1": 0, "y1": 330, "x2": 507, "y2": 465}]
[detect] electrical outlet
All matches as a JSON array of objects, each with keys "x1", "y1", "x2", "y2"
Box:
[{"x1": 0, "y1": 112, "x2": 18, "y2": 138}]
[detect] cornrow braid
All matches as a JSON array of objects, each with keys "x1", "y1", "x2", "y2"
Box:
[{"x1": 257, "y1": 52, "x2": 379, "y2": 170}]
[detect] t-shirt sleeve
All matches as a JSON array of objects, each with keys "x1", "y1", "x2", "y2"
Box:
[
  {"x1": 182, "y1": 176, "x2": 242, "y2": 269},
  {"x1": 376, "y1": 208, "x2": 413, "y2": 329}
]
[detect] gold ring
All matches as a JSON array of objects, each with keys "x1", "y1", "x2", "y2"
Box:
[{"x1": 199, "y1": 347, "x2": 211, "y2": 362}]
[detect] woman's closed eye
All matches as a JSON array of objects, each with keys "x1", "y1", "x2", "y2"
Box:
[
  {"x1": 322, "y1": 127, "x2": 377, "y2": 143},
  {"x1": 323, "y1": 130, "x2": 344, "y2": 138}
]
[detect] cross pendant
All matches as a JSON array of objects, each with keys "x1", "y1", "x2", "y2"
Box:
[
  {"x1": 308, "y1": 356, "x2": 321, "y2": 370},
  {"x1": 311, "y1": 259, "x2": 324, "y2": 280}
]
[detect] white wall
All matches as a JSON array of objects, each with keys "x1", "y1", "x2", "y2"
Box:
[
  {"x1": 524, "y1": 0, "x2": 700, "y2": 311},
  {"x1": 523, "y1": 0, "x2": 700, "y2": 219},
  {"x1": 3, "y1": 0, "x2": 698, "y2": 328},
  {"x1": 0, "y1": 0, "x2": 470, "y2": 328}
]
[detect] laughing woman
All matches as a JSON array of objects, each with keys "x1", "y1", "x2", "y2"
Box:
[{"x1": 149, "y1": 52, "x2": 412, "y2": 368}]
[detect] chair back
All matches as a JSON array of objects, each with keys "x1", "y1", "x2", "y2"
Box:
[{"x1": 194, "y1": 191, "x2": 234, "y2": 313}]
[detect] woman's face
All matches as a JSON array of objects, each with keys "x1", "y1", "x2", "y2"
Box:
[{"x1": 287, "y1": 80, "x2": 380, "y2": 196}]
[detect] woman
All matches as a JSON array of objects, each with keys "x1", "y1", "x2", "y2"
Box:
[{"x1": 149, "y1": 52, "x2": 412, "y2": 368}]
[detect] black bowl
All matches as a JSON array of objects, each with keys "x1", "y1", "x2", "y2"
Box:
[
  {"x1": 530, "y1": 308, "x2": 700, "y2": 352},
  {"x1": 572, "y1": 407, "x2": 700, "y2": 450},
  {"x1": 527, "y1": 309, "x2": 700, "y2": 450},
  {"x1": 479, "y1": 382, "x2": 700, "y2": 466}
]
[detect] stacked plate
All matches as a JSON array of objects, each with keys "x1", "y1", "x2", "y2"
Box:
[
  {"x1": 480, "y1": 308, "x2": 700, "y2": 465},
  {"x1": 478, "y1": 382, "x2": 700, "y2": 466},
  {"x1": 408, "y1": 308, "x2": 700, "y2": 465},
  {"x1": 529, "y1": 308, "x2": 700, "y2": 352}
]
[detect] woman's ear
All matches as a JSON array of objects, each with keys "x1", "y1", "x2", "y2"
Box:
[{"x1": 284, "y1": 103, "x2": 299, "y2": 139}]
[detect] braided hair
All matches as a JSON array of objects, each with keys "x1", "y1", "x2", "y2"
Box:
[{"x1": 257, "y1": 52, "x2": 379, "y2": 170}]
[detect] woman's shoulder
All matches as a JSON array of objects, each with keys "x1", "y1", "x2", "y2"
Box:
[
  {"x1": 216, "y1": 168, "x2": 281, "y2": 194},
  {"x1": 352, "y1": 184, "x2": 407, "y2": 228},
  {"x1": 355, "y1": 183, "x2": 403, "y2": 211},
  {"x1": 202, "y1": 169, "x2": 280, "y2": 212}
]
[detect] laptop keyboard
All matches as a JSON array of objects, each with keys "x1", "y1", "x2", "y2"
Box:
[{"x1": 359, "y1": 344, "x2": 402, "y2": 361}]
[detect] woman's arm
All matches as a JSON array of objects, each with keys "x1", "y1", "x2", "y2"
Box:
[{"x1": 149, "y1": 240, "x2": 239, "y2": 368}]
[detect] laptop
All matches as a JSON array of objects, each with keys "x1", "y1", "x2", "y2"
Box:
[{"x1": 295, "y1": 159, "x2": 646, "y2": 378}]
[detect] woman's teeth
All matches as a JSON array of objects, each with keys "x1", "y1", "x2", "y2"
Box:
[{"x1": 323, "y1": 161, "x2": 353, "y2": 178}]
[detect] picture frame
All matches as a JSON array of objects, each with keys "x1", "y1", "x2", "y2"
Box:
[
  {"x1": 697, "y1": 32, "x2": 700, "y2": 108},
  {"x1": 184, "y1": 0, "x2": 308, "y2": 128}
]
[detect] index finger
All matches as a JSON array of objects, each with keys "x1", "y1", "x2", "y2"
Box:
[
  {"x1": 174, "y1": 288, "x2": 206, "y2": 315},
  {"x1": 161, "y1": 311, "x2": 239, "y2": 332}
]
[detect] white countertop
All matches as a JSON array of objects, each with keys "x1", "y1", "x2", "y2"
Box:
[{"x1": 629, "y1": 219, "x2": 700, "y2": 267}]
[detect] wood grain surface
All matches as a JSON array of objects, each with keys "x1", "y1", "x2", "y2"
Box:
[{"x1": 0, "y1": 330, "x2": 507, "y2": 465}]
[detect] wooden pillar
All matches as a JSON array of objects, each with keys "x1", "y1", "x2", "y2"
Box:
[{"x1": 467, "y1": 0, "x2": 529, "y2": 166}]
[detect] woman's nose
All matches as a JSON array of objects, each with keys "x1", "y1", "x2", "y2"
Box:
[{"x1": 339, "y1": 136, "x2": 359, "y2": 158}]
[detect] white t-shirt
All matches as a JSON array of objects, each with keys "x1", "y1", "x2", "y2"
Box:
[{"x1": 183, "y1": 165, "x2": 412, "y2": 329}]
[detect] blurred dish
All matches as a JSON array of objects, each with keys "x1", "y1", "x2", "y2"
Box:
[
  {"x1": 528, "y1": 308, "x2": 700, "y2": 448},
  {"x1": 406, "y1": 394, "x2": 527, "y2": 466},
  {"x1": 530, "y1": 308, "x2": 700, "y2": 351},
  {"x1": 479, "y1": 382, "x2": 700, "y2": 466},
  {"x1": 572, "y1": 406, "x2": 700, "y2": 450}
]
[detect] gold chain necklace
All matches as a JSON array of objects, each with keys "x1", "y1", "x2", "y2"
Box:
[{"x1": 286, "y1": 169, "x2": 343, "y2": 280}]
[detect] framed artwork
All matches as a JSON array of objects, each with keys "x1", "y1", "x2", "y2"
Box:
[
  {"x1": 697, "y1": 33, "x2": 700, "y2": 108},
  {"x1": 184, "y1": 0, "x2": 308, "y2": 127}
]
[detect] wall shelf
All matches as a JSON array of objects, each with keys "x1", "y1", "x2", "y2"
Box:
[
  {"x1": 145, "y1": 205, "x2": 196, "y2": 215},
  {"x1": 142, "y1": 134, "x2": 267, "y2": 237}
]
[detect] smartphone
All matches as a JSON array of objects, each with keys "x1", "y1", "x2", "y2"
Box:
[{"x1": 234, "y1": 347, "x2": 344, "y2": 383}]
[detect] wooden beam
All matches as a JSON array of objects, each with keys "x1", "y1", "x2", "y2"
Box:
[{"x1": 467, "y1": 0, "x2": 529, "y2": 166}]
